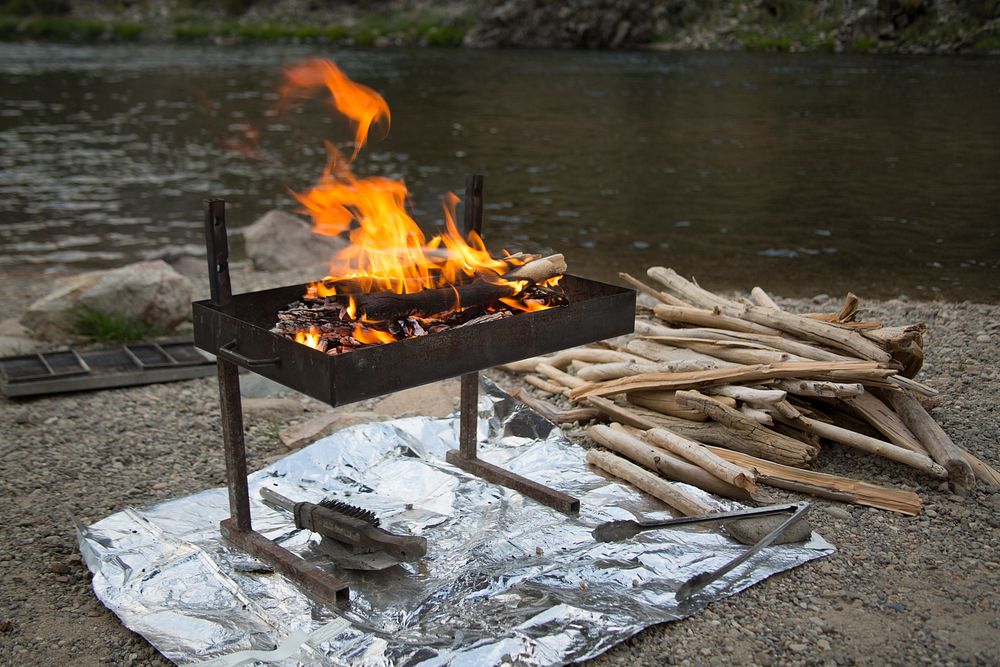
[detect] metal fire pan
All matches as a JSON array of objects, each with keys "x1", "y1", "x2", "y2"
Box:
[{"x1": 192, "y1": 274, "x2": 634, "y2": 407}]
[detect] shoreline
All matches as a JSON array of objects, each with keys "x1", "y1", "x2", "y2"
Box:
[{"x1": 1, "y1": 1, "x2": 998, "y2": 56}]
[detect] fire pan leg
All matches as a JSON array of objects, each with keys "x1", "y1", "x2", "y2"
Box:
[
  {"x1": 220, "y1": 519, "x2": 350, "y2": 605},
  {"x1": 446, "y1": 371, "x2": 580, "y2": 515},
  {"x1": 218, "y1": 358, "x2": 252, "y2": 531},
  {"x1": 216, "y1": 357, "x2": 350, "y2": 604}
]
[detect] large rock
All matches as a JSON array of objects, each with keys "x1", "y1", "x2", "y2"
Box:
[
  {"x1": 242, "y1": 210, "x2": 348, "y2": 273},
  {"x1": 20, "y1": 260, "x2": 194, "y2": 341}
]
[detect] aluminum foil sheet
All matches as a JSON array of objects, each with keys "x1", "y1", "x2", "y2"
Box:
[{"x1": 79, "y1": 378, "x2": 834, "y2": 666}]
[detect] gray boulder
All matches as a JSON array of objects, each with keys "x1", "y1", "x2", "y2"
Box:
[
  {"x1": 20, "y1": 260, "x2": 194, "y2": 341},
  {"x1": 242, "y1": 210, "x2": 348, "y2": 273}
]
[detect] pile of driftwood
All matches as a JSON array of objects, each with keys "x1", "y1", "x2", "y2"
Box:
[{"x1": 502, "y1": 267, "x2": 1000, "y2": 516}]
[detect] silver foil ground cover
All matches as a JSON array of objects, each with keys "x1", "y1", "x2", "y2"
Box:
[{"x1": 79, "y1": 379, "x2": 834, "y2": 666}]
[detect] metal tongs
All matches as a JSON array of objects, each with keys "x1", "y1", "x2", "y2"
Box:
[{"x1": 592, "y1": 502, "x2": 811, "y2": 601}]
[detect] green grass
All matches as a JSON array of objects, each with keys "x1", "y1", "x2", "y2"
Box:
[
  {"x1": 736, "y1": 31, "x2": 792, "y2": 52},
  {"x1": 852, "y1": 36, "x2": 879, "y2": 51},
  {"x1": 973, "y1": 34, "x2": 1000, "y2": 50},
  {"x1": 73, "y1": 307, "x2": 160, "y2": 344},
  {"x1": 423, "y1": 20, "x2": 470, "y2": 46},
  {"x1": 169, "y1": 11, "x2": 470, "y2": 46},
  {"x1": 109, "y1": 22, "x2": 144, "y2": 40},
  {"x1": 0, "y1": 16, "x2": 144, "y2": 41},
  {"x1": 0, "y1": 0, "x2": 69, "y2": 16},
  {"x1": 175, "y1": 20, "x2": 358, "y2": 43}
]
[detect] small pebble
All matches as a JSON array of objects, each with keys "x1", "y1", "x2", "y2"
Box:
[{"x1": 823, "y1": 506, "x2": 851, "y2": 521}]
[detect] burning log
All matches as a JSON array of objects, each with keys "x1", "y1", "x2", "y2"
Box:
[
  {"x1": 274, "y1": 253, "x2": 569, "y2": 354},
  {"x1": 320, "y1": 253, "x2": 565, "y2": 321}
]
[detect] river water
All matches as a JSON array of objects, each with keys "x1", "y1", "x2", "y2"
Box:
[{"x1": 1, "y1": 43, "x2": 997, "y2": 301}]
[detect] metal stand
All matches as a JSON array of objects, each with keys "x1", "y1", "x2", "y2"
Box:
[
  {"x1": 202, "y1": 177, "x2": 579, "y2": 606},
  {"x1": 443, "y1": 176, "x2": 580, "y2": 516},
  {"x1": 205, "y1": 199, "x2": 350, "y2": 605}
]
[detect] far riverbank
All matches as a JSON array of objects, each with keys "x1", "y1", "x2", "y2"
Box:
[{"x1": 1, "y1": 0, "x2": 998, "y2": 55}]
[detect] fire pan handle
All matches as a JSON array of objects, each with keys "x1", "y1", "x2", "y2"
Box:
[{"x1": 218, "y1": 341, "x2": 281, "y2": 369}]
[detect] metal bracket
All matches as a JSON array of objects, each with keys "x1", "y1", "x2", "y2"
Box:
[
  {"x1": 218, "y1": 341, "x2": 281, "y2": 368},
  {"x1": 204, "y1": 198, "x2": 232, "y2": 308}
]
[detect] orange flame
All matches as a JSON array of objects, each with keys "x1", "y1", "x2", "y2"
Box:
[
  {"x1": 294, "y1": 326, "x2": 321, "y2": 349},
  {"x1": 352, "y1": 325, "x2": 396, "y2": 345},
  {"x1": 280, "y1": 58, "x2": 562, "y2": 348},
  {"x1": 281, "y1": 58, "x2": 389, "y2": 161}
]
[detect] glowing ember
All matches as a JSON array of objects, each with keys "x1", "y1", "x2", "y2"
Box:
[{"x1": 275, "y1": 58, "x2": 566, "y2": 350}]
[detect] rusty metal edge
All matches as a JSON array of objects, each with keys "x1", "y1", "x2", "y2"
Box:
[
  {"x1": 445, "y1": 450, "x2": 581, "y2": 515},
  {"x1": 220, "y1": 518, "x2": 350, "y2": 605}
]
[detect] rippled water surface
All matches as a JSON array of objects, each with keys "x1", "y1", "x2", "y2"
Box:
[{"x1": 1, "y1": 44, "x2": 998, "y2": 300}]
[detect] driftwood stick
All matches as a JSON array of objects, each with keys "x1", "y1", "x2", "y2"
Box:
[
  {"x1": 570, "y1": 360, "x2": 890, "y2": 400},
  {"x1": 677, "y1": 391, "x2": 819, "y2": 463},
  {"x1": 523, "y1": 375, "x2": 566, "y2": 396},
  {"x1": 576, "y1": 359, "x2": 663, "y2": 381},
  {"x1": 536, "y1": 362, "x2": 586, "y2": 389},
  {"x1": 835, "y1": 293, "x2": 859, "y2": 322},
  {"x1": 958, "y1": 449, "x2": 1000, "y2": 490},
  {"x1": 769, "y1": 411, "x2": 948, "y2": 479},
  {"x1": 588, "y1": 424, "x2": 753, "y2": 501},
  {"x1": 740, "y1": 405, "x2": 774, "y2": 425},
  {"x1": 643, "y1": 336, "x2": 810, "y2": 366},
  {"x1": 883, "y1": 391, "x2": 976, "y2": 494},
  {"x1": 585, "y1": 397, "x2": 814, "y2": 465},
  {"x1": 750, "y1": 287, "x2": 782, "y2": 310},
  {"x1": 704, "y1": 446, "x2": 923, "y2": 515},
  {"x1": 625, "y1": 339, "x2": 737, "y2": 368},
  {"x1": 888, "y1": 375, "x2": 939, "y2": 397},
  {"x1": 740, "y1": 305, "x2": 892, "y2": 363},
  {"x1": 586, "y1": 449, "x2": 712, "y2": 516},
  {"x1": 645, "y1": 427, "x2": 758, "y2": 492},
  {"x1": 628, "y1": 391, "x2": 710, "y2": 422},
  {"x1": 646, "y1": 267, "x2": 743, "y2": 315},
  {"x1": 775, "y1": 379, "x2": 865, "y2": 398},
  {"x1": 502, "y1": 253, "x2": 567, "y2": 282},
  {"x1": 586, "y1": 396, "x2": 657, "y2": 429},
  {"x1": 841, "y1": 392, "x2": 927, "y2": 454},
  {"x1": 619, "y1": 272, "x2": 691, "y2": 307},
  {"x1": 637, "y1": 322, "x2": 850, "y2": 362},
  {"x1": 864, "y1": 324, "x2": 926, "y2": 378},
  {"x1": 705, "y1": 385, "x2": 786, "y2": 404},
  {"x1": 499, "y1": 347, "x2": 634, "y2": 373},
  {"x1": 653, "y1": 304, "x2": 782, "y2": 336},
  {"x1": 672, "y1": 390, "x2": 818, "y2": 464}
]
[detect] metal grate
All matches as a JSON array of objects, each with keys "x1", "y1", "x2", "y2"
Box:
[{"x1": 0, "y1": 339, "x2": 215, "y2": 397}]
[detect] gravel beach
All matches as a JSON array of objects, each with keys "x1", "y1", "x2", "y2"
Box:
[{"x1": 1, "y1": 268, "x2": 998, "y2": 666}]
